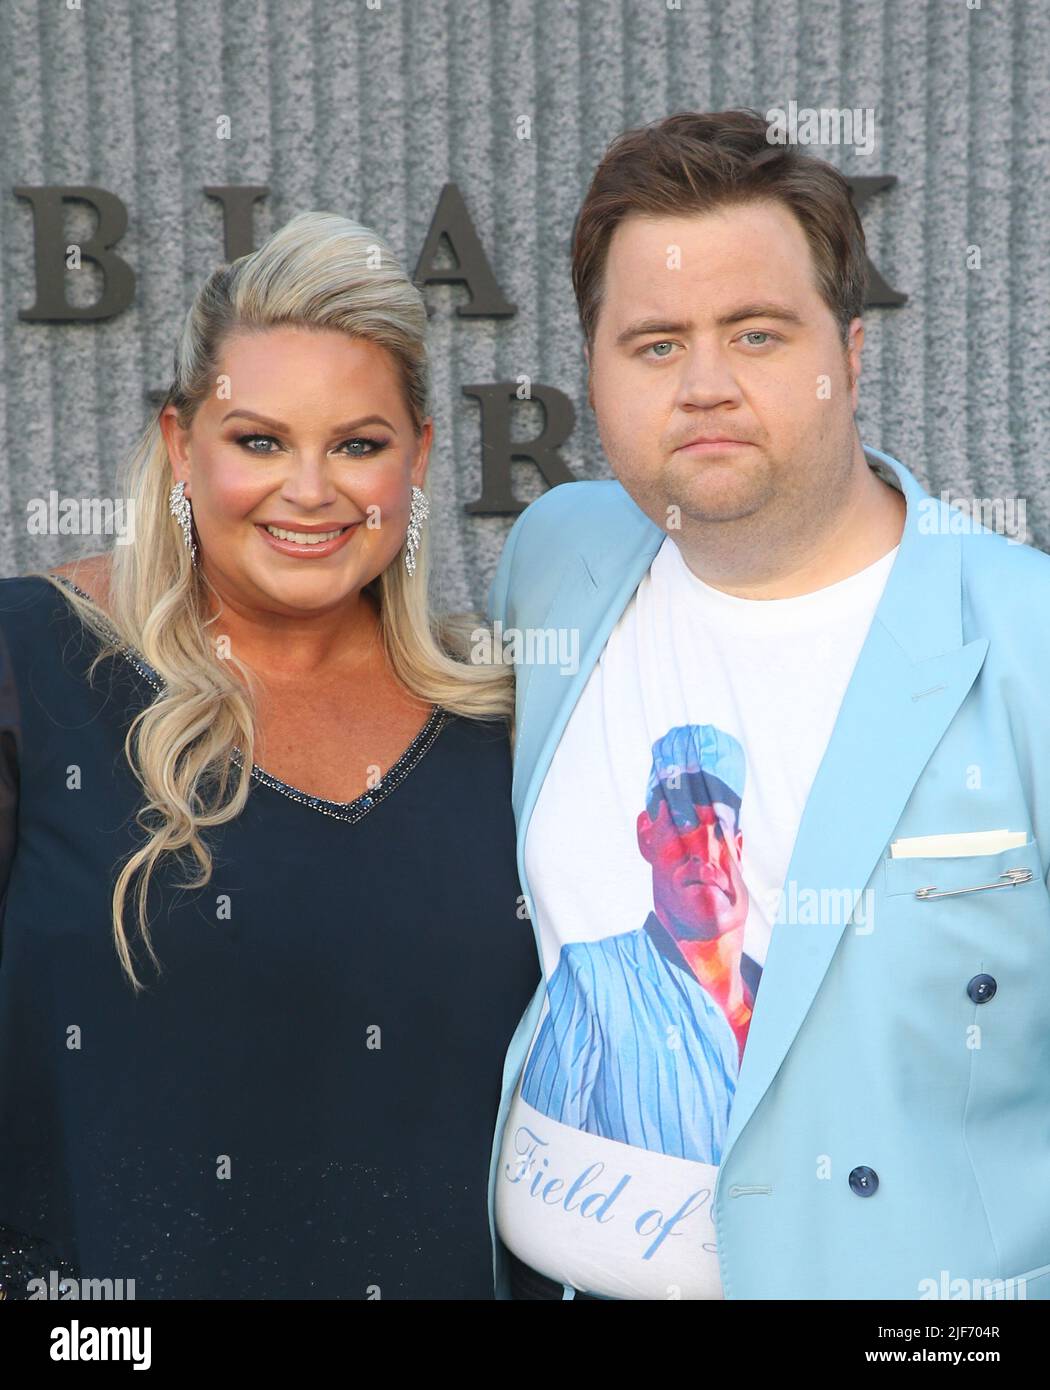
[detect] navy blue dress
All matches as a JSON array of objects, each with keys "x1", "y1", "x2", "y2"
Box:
[{"x1": 0, "y1": 575, "x2": 538, "y2": 1300}]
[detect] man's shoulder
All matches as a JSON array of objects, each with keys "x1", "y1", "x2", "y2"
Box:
[
  {"x1": 493, "y1": 479, "x2": 655, "y2": 623},
  {"x1": 512, "y1": 478, "x2": 651, "y2": 555},
  {"x1": 941, "y1": 525, "x2": 1050, "y2": 677},
  {"x1": 957, "y1": 527, "x2": 1050, "y2": 609},
  {"x1": 980, "y1": 533, "x2": 1050, "y2": 574}
]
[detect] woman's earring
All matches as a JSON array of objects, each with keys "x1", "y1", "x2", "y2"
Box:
[
  {"x1": 169, "y1": 480, "x2": 197, "y2": 566},
  {"x1": 404, "y1": 485, "x2": 429, "y2": 577}
]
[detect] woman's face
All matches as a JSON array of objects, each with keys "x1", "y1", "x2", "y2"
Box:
[{"x1": 161, "y1": 325, "x2": 431, "y2": 616}]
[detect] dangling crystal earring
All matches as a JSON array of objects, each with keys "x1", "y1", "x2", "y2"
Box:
[
  {"x1": 169, "y1": 480, "x2": 197, "y2": 566},
  {"x1": 404, "y1": 485, "x2": 429, "y2": 577}
]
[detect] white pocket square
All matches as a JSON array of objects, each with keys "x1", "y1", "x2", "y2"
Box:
[{"x1": 890, "y1": 829, "x2": 1028, "y2": 859}]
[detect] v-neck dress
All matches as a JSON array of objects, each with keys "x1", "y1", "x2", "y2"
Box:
[{"x1": 0, "y1": 574, "x2": 538, "y2": 1300}]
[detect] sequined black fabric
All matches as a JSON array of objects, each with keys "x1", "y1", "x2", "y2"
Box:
[{"x1": 0, "y1": 1219, "x2": 80, "y2": 1300}]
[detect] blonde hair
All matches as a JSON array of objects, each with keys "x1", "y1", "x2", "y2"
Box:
[{"x1": 29, "y1": 211, "x2": 512, "y2": 992}]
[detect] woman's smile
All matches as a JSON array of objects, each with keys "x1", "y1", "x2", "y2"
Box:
[{"x1": 255, "y1": 520, "x2": 361, "y2": 557}]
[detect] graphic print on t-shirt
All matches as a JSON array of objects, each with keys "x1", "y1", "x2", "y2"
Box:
[{"x1": 520, "y1": 722, "x2": 761, "y2": 1168}]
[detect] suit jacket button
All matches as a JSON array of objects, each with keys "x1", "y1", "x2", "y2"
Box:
[
  {"x1": 849, "y1": 1166, "x2": 879, "y2": 1196},
  {"x1": 967, "y1": 974, "x2": 997, "y2": 1003}
]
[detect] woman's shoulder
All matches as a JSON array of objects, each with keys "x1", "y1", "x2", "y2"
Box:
[
  {"x1": 44, "y1": 553, "x2": 114, "y2": 615},
  {"x1": 439, "y1": 709, "x2": 512, "y2": 746},
  {"x1": 432, "y1": 710, "x2": 514, "y2": 784},
  {"x1": 0, "y1": 556, "x2": 114, "y2": 678},
  {"x1": 0, "y1": 554, "x2": 112, "y2": 612},
  {"x1": 0, "y1": 573, "x2": 69, "y2": 628}
]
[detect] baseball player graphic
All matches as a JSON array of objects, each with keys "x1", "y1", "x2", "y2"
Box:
[{"x1": 521, "y1": 723, "x2": 760, "y2": 1165}]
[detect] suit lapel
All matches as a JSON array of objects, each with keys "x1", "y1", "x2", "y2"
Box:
[
  {"x1": 720, "y1": 447, "x2": 989, "y2": 1167},
  {"x1": 512, "y1": 519, "x2": 663, "y2": 835},
  {"x1": 720, "y1": 616, "x2": 989, "y2": 1164}
]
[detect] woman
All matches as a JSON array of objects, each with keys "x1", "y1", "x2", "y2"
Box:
[{"x1": 0, "y1": 212, "x2": 538, "y2": 1299}]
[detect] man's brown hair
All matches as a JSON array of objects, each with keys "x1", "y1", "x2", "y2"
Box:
[{"x1": 571, "y1": 108, "x2": 868, "y2": 349}]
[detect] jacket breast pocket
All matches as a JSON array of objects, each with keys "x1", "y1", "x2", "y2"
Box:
[
  {"x1": 879, "y1": 837, "x2": 1050, "y2": 977},
  {"x1": 884, "y1": 838, "x2": 1045, "y2": 901}
]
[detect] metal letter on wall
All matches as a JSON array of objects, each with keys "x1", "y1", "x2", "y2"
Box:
[
  {"x1": 13, "y1": 186, "x2": 136, "y2": 321},
  {"x1": 203, "y1": 186, "x2": 270, "y2": 263},
  {"x1": 414, "y1": 183, "x2": 516, "y2": 317},
  {"x1": 461, "y1": 383, "x2": 576, "y2": 514},
  {"x1": 847, "y1": 176, "x2": 907, "y2": 306}
]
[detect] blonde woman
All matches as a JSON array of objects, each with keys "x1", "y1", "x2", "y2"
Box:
[{"x1": 0, "y1": 212, "x2": 538, "y2": 1300}]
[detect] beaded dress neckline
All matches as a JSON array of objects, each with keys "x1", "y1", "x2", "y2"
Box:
[{"x1": 49, "y1": 574, "x2": 449, "y2": 826}]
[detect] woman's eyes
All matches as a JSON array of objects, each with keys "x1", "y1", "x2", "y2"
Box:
[
  {"x1": 639, "y1": 331, "x2": 778, "y2": 359},
  {"x1": 234, "y1": 433, "x2": 388, "y2": 457},
  {"x1": 235, "y1": 434, "x2": 280, "y2": 455}
]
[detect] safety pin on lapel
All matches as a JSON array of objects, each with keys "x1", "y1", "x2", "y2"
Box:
[{"x1": 914, "y1": 868, "x2": 1033, "y2": 900}]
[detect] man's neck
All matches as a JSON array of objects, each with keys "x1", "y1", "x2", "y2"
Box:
[{"x1": 673, "y1": 454, "x2": 907, "y2": 601}]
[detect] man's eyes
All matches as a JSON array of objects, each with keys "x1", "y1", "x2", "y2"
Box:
[
  {"x1": 638, "y1": 330, "x2": 780, "y2": 359},
  {"x1": 640, "y1": 340, "x2": 678, "y2": 360}
]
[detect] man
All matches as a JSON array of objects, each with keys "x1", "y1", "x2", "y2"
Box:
[{"x1": 486, "y1": 108, "x2": 1050, "y2": 1301}]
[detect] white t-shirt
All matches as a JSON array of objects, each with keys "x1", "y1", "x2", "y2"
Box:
[{"x1": 495, "y1": 533, "x2": 898, "y2": 1300}]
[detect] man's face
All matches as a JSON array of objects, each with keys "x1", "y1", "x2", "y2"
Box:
[
  {"x1": 637, "y1": 799, "x2": 748, "y2": 943},
  {"x1": 585, "y1": 200, "x2": 863, "y2": 534}
]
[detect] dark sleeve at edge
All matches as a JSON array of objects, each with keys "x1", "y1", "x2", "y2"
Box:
[{"x1": 0, "y1": 618, "x2": 22, "y2": 920}]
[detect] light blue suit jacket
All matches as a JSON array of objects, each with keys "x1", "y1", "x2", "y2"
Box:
[{"x1": 485, "y1": 445, "x2": 1050, "y2": 1300}]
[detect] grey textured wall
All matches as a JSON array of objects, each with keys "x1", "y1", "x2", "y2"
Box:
[{"x1": 2, "y1": 0, "x2": 1048, "y2": 611}]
